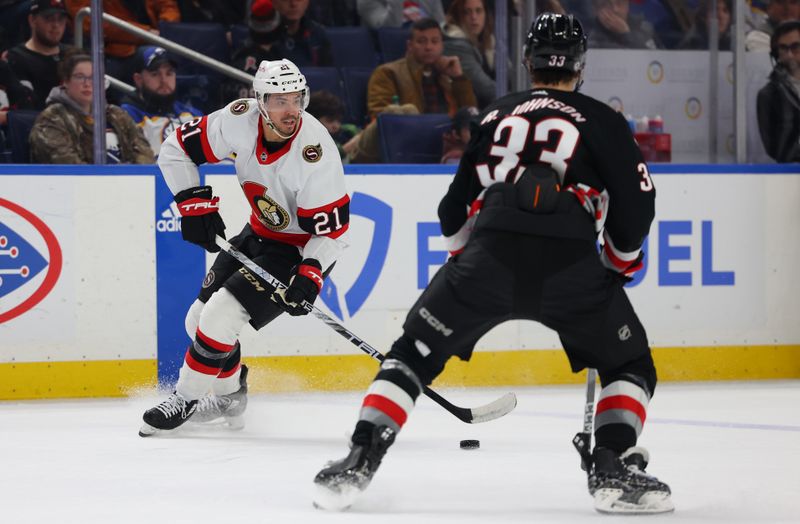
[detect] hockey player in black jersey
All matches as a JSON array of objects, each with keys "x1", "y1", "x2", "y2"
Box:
[{"x1": 313, "y1": 12, "x2": 673, "y2": 515}]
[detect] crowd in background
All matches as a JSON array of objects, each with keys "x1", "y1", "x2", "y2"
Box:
[{"x1": 0, "y1": 0, "x2": 797, "y2": 164}]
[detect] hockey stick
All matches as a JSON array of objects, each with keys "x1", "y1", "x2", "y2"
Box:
[
  {"x1": 214, "y1": 235, "x2": 517, "y2": 424},
  {"x1": 572, "y1": 368, "x2": 597, "y2": 472}
]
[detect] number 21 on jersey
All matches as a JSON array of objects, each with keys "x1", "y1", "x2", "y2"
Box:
[{"x1": 475, "y1": 116, "x2": 580, "y2": 187}]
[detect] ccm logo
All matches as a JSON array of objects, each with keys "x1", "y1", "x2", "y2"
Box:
[
  {"x1": 419, "y1": 307, "x2": 452, "y2": 337},
  {"x1": 238, "y1": 267, "x2": 267, "y2": 292}
]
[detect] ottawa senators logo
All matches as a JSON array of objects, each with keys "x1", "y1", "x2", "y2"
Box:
[
  {"x1": 254, "y1": 195, "x2": 289, "y2": 231},
  {"x1": 202, "y1": 270, "x2": 216, "y2": 289},
  {"x1": 302, "y1": 144, "x2": 322, "y2": 163},
  {"x1": 243, "y1": 182, "x2": 290, "y2": 231},
  {"x1": 230, "y1": 99, "x2": 249, "y2": 115}
]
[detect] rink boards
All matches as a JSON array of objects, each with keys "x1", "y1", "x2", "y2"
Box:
[{"x1": 0, "y1": 164, "x2": 798, "y2": 399}]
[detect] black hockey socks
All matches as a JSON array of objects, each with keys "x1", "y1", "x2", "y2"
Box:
[{"x1": 594, "y1": 375, "x2": 651, "y2": 452}]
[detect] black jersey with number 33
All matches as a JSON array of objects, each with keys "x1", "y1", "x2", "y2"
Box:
[{"x1": 439, "y1": 88, "x2": 656, "y2": 258}]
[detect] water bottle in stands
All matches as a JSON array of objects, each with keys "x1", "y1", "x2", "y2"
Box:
[{"x1": 648, "y1": 114, "x2": 664, "y2": 134}]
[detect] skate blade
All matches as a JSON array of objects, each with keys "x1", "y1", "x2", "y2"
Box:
[
  {"x1": 224, "y1": 414, "x2": 245, "y2": 430},
  {"x1": 138, "y1": 423, "x2": 162, "y2": 437},
  {"x1": 594, "y1": 488, "x2": 675, "y2": 514},
  {"x1": 312, "y1": 482, "x2": 362, "y2": 512},
  {"x1": 139, "y1": 422, "x2": 185, "y2": 438}
]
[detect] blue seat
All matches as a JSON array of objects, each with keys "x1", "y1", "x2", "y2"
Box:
[
  {"x1": 176, "y1": 74, "x2": 211, "y2": 113},
  {"x1": 230, "y1": 24, "x2": 250, "y2": 54},
  {"x1": 302, "y1": 67, "x2": 345, "y2": 102},
  {"x1": 326, "y1": 27, "x2": 379, "y2": 68},
  {"x1": 340, "y1": 67, "x2": 372, "y2": 126},
  {"x1": 376, "y1": 27, "x2": 409, "y2": 63},
  {"x1": 158, "y1": 22, "x2": 231, "y2": 78},
  {"x1": 6, "y1": 110, "x2": 40, "y2": 164},
  {"x1": 377, "y1": 113, "x2": 451, "y2": 163}
]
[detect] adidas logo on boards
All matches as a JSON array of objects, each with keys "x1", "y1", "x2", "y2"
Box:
[{"x1": 156, "y1": 202, "x2": 182, "y2": 233}]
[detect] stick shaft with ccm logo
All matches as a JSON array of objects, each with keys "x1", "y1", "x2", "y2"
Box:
[{"x1": 214, "y1": 235, "x2": 517, "y2": 424}]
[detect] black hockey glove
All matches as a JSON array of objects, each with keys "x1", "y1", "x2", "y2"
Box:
[
  {"x1": 272, "y1": 259, "x2": 323, "y2": 316},
  {"x1": 174, "y1": 186, "x2": 226, "y2": 253}
]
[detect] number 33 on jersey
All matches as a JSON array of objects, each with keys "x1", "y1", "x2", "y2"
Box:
[{"x1": 442, "y1": 87, "x2": 655, "y2": 257}]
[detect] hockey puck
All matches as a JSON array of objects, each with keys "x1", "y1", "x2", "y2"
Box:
[{"x1": 459, "y1": 439, "x2": 480, "y2": 450}]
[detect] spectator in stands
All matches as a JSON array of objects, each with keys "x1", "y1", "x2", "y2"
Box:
[
  {"x1": 227, "y1": 0, "x2": 331, "y2": 100},
  {"x1": 7, "y1": 0, "x2": 70, "y2": 110},
  {"x1": 440, "y1": 104, "x2": 476, "y2": 163},
  {"x1": 307, "y1": 0, "x2": 359, "y2": 26},
  {"x1": 747, "y1": 0, "x2": 800, "y2": 51},
  {"x1": 443, "y1": 0, "x2": 495, "y2": 108},
  {"x1": 587, "y1": 0, "x2": 662, "y2": 49},
  {"x1": 348, "y1": 17, "x2": 476, "y2": 162},
  {"x1": 367, "y1": 17, "x2": 475, "y2": 119},
  {"x1": 177, "y1": 0, "x2": 247, "y2": 27},
  {"x1": 0, "y1": 28, "x2": 35, "y2": 126},
  {"x1": 358, "y1": 0, "x2": 445, "y2": 29},
  {"x1": 306, "y1": 89, "x2": 361, "y2": 161},
  {"x1": 757, "y1": 20, "x2": 800, "y2": 162},
  {"x1": 232, "y1": 0, "x2": 331, "y2": 70},
  {"x1": 65, "y1": 0, "x2": 181, "y2": 83},
  {"x1": 29, "y1": 48, "x2": 153, "y2": 163},
  {"x1": 120, "y1": 45, "x2": 202, "y2": 156},
  {"x1": 679, "y1": 0, "x2": 732, "y2": 50}
]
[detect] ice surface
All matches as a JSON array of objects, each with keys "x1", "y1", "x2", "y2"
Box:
[{"x1": 2, "y1": 381, "x2": 798, "y2": 523}]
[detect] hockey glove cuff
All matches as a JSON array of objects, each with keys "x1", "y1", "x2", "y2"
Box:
[
  {"x1": 442, "y1": 194, "x2": 484, "y2": 257},
  {"x1": 175, "y1": 186, "x2": 226, "y2": 253},
  {"x1": 272, "y1": 259, "x2": 323, "y2": 316},
  {"x1": 600, "y1": 243, "x2": 644, "y2": 284}
]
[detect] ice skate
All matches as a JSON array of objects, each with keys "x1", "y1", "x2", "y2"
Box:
[
  {"x1": 313, "y1": 425, "x2": 396, "y2": 511},
  {"x1": 192, "y1": 365, "x2": 249, "y2": 429},
  {"x1": 139, "y1": 392, "x2": 198, "y2": 437},
  {"x1": 588, "y1": 446, "x2": 674, "y2": 514}
]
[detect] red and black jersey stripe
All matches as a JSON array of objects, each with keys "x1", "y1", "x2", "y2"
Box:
[
  {"x1": 177, "y1": 116, "x2": 220, "y2": 166},
  {"x1": 297, "y1": 194, "x2": 350, "y2": 239}
]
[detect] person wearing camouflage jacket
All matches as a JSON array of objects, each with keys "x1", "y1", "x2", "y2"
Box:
[{"x1": 29, "y1": 50, "x2": 154, "y2": 164}]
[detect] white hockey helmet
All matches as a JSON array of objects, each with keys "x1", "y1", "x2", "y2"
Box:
[{"x1": 252, "y1": 59, "x2": 309, "y2": 112}]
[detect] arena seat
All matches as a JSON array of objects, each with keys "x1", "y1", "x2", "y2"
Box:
[
  {"x1": 302, "y1": 67, "x2": 345, "y2": 103},
  {"x1": 6, "y1": 110, "x2": 40, "y2": 164},
  {"x1": 340, "y1": 67, "x2": 372, "y2": 126},
  {"x1": 158, "y1": 22, "x2": 231, "y2": 77},
  {"x1": 377, "y1": 113, "x2": 451, "y2": 163},
  {"x1": 326, "y1": 27, "x2": 379, "y2": 68},
  {"x1": 376, "y1": 26, "x2": 410, "y2": 63}
]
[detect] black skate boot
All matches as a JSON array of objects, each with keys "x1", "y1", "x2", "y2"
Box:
[
  {"x1": 192, "y1": 365, "x2": 249, "y2": 429},
  {"x1": 139, "y1": 392, "x2": 198, "y2": 437},
  {"x1": 313, "y1": 424, "x2": 396, "y2": 511},
  {"x1": 588, "y1": 446, "x2": 674, "y2": 514}
]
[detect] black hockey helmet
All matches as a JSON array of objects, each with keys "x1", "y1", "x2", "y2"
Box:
[{"x1": 523, "y1": 12, "x2": 587, "y2": 74}]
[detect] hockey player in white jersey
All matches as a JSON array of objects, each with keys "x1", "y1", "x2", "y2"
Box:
[{"x1": 139, "y1": 59, "x2": 349, "y2": 437}]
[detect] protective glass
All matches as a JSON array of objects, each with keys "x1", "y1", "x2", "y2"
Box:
[{"x1": 264, "y1": 93, "x2": 305, "y2": 112}]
